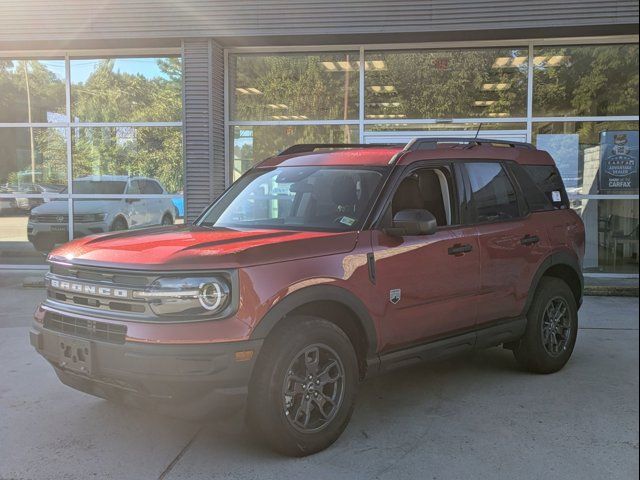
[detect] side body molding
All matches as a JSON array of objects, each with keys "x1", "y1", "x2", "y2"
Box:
[{"x1": 249, "y1": 284, "x2": 379, "y2": 358}]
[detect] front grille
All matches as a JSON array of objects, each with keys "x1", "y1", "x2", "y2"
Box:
[
  {"x1": 47, "y1": 265, "x2": 154, "y2": 315},
  {"x1": 44, "y1": 312, "x2": 127, "y2": 344},
  {"x1": 31, "y1": 214, "x2": 103, "y2": 223},
  {"x1": 50, "y1": 264, "x2": 151, "y2": 287},
  {"x1": 32, "y1": 214, "x2": 68, "y2": 223}
]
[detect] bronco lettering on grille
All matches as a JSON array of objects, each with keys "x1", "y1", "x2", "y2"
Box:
[{"x1": 49, "y1": 278, "x2": 129, "y2": 299}]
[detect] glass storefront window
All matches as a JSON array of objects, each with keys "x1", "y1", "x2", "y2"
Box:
[
  {"x1": 533, "y1": 44, "x2": 639, "y2": 117},
  {"x1": 71, "y1": 127, "x2": 183, "y2": 194},
  {"x1": 0, "y1": 127, "x2": 67, "y2": 189},
  {"x1": 364, "y1": 48, "x2": 528, "y2": 119},
  {"x1": 70, "y1": 57, "x2": 182, "y2": 122},
  {"x1": 0, "y1": 58, "x2": 66, "y2": 123},
  {"x1": 533, "y1": 121, "x2": 639, "y2": 196},
  {"x1": 575, "y1": 199, "x2": 638, "y2": 274},
  {"x1": 0, "y1": 54, "x2": 184, "y2": 265},
  {"x1": 229, "y1": 52, "x2": 360, "y2": 121},
  {"x1": 232, "y1": 125, "x2": 359, "y2": 179}
]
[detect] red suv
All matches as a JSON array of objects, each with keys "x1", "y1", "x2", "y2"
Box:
[{"x1": 31, "y1": 138, "x2": 585, "y2": 456}]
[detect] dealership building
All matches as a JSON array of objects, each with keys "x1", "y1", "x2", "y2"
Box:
[{"x1": 0, "y1": 0, "x2": 638, "y2": 280}]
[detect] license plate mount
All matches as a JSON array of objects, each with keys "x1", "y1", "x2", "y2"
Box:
[
  {"x1": 51, "y1": 225, "x2": 68, "y2": 232},
  {"x1": 58, "y1": 336, "x2": 92, "y2": 375}
]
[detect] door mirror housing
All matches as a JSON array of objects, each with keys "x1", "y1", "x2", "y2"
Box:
[{"x1": 385, "y1": 209, "x2": 438, "y2": 237}]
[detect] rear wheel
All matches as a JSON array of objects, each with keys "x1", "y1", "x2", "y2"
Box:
[
  {"x1": 513, "y1": 277, "x2": 578, "y2": 374},
  {"x1": 247, "y1": 316, "x2": 358, "y2": 456}
]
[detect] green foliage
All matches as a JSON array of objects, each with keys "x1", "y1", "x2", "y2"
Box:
[{"x1": 1, "y1": 57, "x2": 183, "y2": 192}]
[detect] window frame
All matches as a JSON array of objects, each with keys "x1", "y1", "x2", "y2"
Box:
[
  {"x1": 371, "y1": 161, "x2": 463, "y2": 232},
  {"x1": 460, "y1": 160, "x2": 529, "y2": 226}
]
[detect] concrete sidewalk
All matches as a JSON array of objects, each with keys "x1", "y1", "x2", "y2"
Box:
[{"x1": 0, "y1": 271, "x2": 638, "y2": 480}]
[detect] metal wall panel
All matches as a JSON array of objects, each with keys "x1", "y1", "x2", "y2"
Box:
[
  {"x1": 211, "y1": 41, "x2": 226, "y2": 199},
  {"x1": 1, "y1": 1, "x2": 637, "y2": 44},
  {"x1": 182, "y1": 38, "x2": 212, "y2": 222}
]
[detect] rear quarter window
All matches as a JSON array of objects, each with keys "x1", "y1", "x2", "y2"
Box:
[{"x1": 520, "y1": 165, "x2": 569, "y2": 211}]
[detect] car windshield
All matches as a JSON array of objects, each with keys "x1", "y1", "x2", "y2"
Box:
[
  {"x1": 198, "y1": 166, "x2": 387, "y2": 231},
  {"x1": 61, "y1": 180, "x2": 127, "y2": 195}
]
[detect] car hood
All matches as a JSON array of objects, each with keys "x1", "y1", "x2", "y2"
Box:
[
  {"x1": 49, "y1": 225, "x2": 359, "y2": 270},
  {"x1": 31, "y1": 199, "x2": 119, "y2": 215}
]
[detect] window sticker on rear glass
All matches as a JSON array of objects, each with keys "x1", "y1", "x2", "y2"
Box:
[
  {"x1": 339, "y1": 216, "x2": 355, "y2": 226},
  {"x1": 551, "y1": 191, "x2": 562, "y2": 203}
]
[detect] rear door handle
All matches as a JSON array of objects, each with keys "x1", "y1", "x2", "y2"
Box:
[
  {"x1": 520, "y1": 234, "x2": 540, "y2": 246},
  {"x1": 448, "y1": 243, "x2": 473, "y2": 256}
]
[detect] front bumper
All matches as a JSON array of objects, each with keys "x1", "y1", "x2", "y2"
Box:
[
  {"x1": 28, "y1": 222, "x2": 109, "y2": 245},
  {"x1": 30, "y1": 320, "x2": 263, "y2": 418}
]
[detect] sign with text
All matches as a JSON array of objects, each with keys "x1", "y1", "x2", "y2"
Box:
[{"x1": 599, "y1": 130, "x2": 639, "y2": 192}]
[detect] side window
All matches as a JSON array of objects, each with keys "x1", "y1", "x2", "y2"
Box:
[
  {"x1": 522, "y1": 165, "x2": 569, "y2": 209},
  {"x1": 142, "y1": 180, "x2": 163, "y2": 194},
  {"x1": 126, "y1": 180, "x2": 142, "y2": 195},
  {"x1": 509, "y1": 163, "x2": 554, "y2": 212},
  {"x1": 465, "y1": 162, "x2": 521, "y2": 223},
  {"x1": 385, "y1": 167, "x2": 455, "y2": 228}
]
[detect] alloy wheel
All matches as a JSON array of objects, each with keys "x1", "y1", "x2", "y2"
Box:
[
  {"x1": 541, "y1": 297, "x2": 572, "y2": 357},
  {"x1": 281, "y1": 343, "x2": 345, "y2": 433}
]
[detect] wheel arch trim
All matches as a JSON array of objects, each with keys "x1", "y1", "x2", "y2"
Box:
[
  {"x1": 249, "y1": 284, "x2": 379, "y2": 358},
  {"x1": 524, "y1": 250, "x2": 584, "y2": 314}
]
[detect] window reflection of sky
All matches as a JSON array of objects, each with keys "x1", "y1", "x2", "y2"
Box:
[{"x1": 70, "y1": 58, "x2": 170, "y2": 84}]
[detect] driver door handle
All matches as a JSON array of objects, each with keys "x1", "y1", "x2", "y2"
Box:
[
  {"x1": 448, "y1": 243, "x2": 473, "y2": 256},
  {"x1": 521, "y1": 234, "x2": 540, "y2": 246}
]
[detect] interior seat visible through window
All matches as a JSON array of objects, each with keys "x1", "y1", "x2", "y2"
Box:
[{"x1": 388, "y1": 168, "x2": 452, "y2": 227}]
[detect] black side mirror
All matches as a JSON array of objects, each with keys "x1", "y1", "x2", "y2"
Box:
[{"x1": 385, "y1": 209, "x2": 438, "y2": 237}]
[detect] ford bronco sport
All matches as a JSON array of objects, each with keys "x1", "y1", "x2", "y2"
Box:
[{"x1": 31, "y1": 138, "x2": 585, "y2": 456}]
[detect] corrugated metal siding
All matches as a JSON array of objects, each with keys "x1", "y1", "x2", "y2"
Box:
[
  {"x1": 182, "y1": 39, "x2": 212, "y2": 222},
  {"x1": 1, "y1": 1, "x2": 637, "y2": 42},
  {"x1": 211, "y1": 41, "x2": 226, "y2": 199}
]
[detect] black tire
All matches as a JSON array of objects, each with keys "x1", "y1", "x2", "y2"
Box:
[
  {"x1": 513, "y1": 277, "x2": 578, "y2": 374},
  {"x1": 247, "y1": 316, "x2": 359, "y2": 456},
  {"x1": 161, "y1": 213, "x2": 173, "y2": 226},
  {"x1": 110, "y1": 216, "x2": 128, "y2": 231}
]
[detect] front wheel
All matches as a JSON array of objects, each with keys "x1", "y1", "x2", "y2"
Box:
[
  {"x1": 247, "y1": 316, "x2": 358, "y2": 456},
  {"x1": 513, "y1": 277, "x2": 578, "y2": 374},
  {"x1": 110, "y1": 217, "x2": 128, "y2": 232},
  {"x1": 161, "y1": 213, "x2": 173, "y2": 226}
]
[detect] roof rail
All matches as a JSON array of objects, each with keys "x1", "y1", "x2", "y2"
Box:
[
  {"x1": 404, "y1": 137, "x2": 535, "y2": 151},
  {"x1": 278, "y1": 143, "x2": 401, "y2": 156}
]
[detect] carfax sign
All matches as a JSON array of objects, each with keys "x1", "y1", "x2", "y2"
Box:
[{"x1": 599, "y1": 130, "x2": 639, "y2": 192}]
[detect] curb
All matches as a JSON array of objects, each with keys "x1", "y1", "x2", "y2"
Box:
[{"x1": 584, "y1": 286, "x2": 639, "y2": 297}]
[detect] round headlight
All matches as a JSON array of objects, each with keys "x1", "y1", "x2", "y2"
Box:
[{"x1": 198, "y1": 280, "x2": 229, "y2": 311}]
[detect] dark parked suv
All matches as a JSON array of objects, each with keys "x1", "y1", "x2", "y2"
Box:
[{"x1": 31, "y1": 138, "x2": 585, "y2": 456}]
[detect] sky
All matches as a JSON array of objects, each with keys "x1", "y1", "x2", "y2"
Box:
[{"x1": 17, "y1": 58, "x2": 169, "y2": 83}]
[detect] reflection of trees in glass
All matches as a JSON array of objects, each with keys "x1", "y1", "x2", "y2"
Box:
[
  {"x1": 0, "y1": 59, "x2": 65, "y2": 123},
  {"x1": 31, "y1": 129, "x2": 67, "y2": 186},
  {"x1": 73, "y1": 127, "x2": 183, "y2": 194},
  {"x1": 534, "y1": 45, "x2": 639, "y2": 116},
  {"x1": 1, "y1": 57, "x2": 184, "y2": 192},
  {"x1": 71, "y1": 57, "x2": 182, "y2": 122},
  {"x1": 365, "y1": 49, "x2": 528, "y2": 118},
  {"x1": 232, "y1": 53, "x2": 359, "y2": 121}
]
